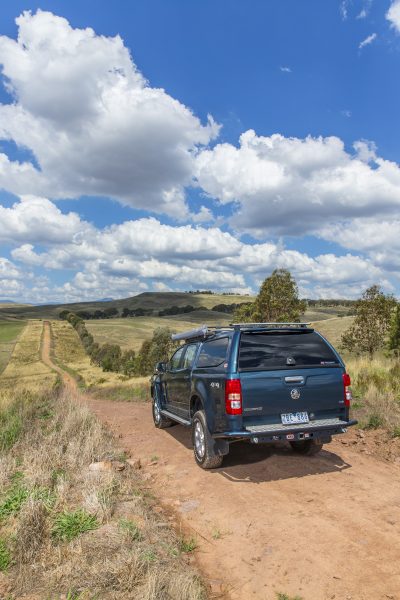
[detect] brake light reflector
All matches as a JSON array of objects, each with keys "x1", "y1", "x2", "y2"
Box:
[
  {"x1": 343, "y1": 373, "x2": 352, "y2": 407},
  {"x1": 225, "y1": 379, "x2": 242, "y2": 415}
]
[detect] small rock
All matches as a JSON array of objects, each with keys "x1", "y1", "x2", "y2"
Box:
[
  {"x1": 178, "y1": 499, "x2": 200, "y2": 513},
  {"x1": 357, "y1": 431, "x2": 365, "y2": 438},
  {"x1": 209, "y1": 580, "x2": 224, "y2": 595},
  {"x1": 111, "y1": 460, "x2": 126, "y2": 471},
  {"x1": 127, "y1": 458, "x2": 142, "y2": 470},
  {"x1": 142, "y1": 472, "x2": 152, "y2": 480},
  {"x1": 89, "y1": 461, "x2": 113, "y2": 472}
]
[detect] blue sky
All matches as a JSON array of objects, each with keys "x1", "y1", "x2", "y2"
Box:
[{"x1": 0, "y1": 0, "x2": 400, "y2": 302}]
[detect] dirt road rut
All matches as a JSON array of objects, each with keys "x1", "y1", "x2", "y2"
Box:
[{"x1": 42, "y1": 321, "x2": 400, "y2": 600}]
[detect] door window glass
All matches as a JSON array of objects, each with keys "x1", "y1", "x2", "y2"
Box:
[
  {"x1": 182, "y1": 344, "x2": 198, "y2": 369},
  {"x1": 169, "y1": 347, "x2": 185, "y2": 371}
]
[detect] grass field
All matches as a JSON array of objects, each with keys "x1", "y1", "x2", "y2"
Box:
[
  {"x1": 86, "y1": 310, "x2": 231, "y2": 351},
  {"x1": 84, "y1": 309, "x2": 354, "y2": 354},
  {"x1": 0, "y1": 320, "x2": 56, "y2": 392},
  {"x1": 0, "y1": 321, "x2": 26, "y2": 374}
]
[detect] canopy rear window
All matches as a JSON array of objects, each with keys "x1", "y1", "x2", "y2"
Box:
[{"x1": 239, "y1": 331, "x2": 339, "y2": 371}]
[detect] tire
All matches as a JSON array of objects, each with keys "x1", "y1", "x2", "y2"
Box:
[
  {"x1": 152, "y1": 395, "x2": 173, "y2": 429},
  {"x1": 290, "y1": 439, "x2": 323, "y2": 456},
  {"x1": 192, "y1": 410, "x2": 223, "y2": 469}
]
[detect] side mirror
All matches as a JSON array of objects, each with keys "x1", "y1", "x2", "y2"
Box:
[{"x1": 155, "y1": 361, "x2": 166, "y2": 373}]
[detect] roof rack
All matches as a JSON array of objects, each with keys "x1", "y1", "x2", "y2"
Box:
[
  {"x1": 230, "y1": 322, "x2": 311, "y2": 328},
  {"x1": 171, "y1": 322, "x2": 311, "y2": 342}
]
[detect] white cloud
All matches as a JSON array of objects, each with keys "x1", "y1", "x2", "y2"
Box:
[
  {"x1": 5, "y1": 197, "x2": 393, "y2": 301},
  {"x1": 280, "y1": 66, "x2": 292, "y2": 73},
  {"x1": 0, "y1": 195, "x2": 93, "y2": 244},
  {"x1": 195, "y1": 130, "x2": 400, "y2": 236},
  {"x1": 340, "y1": 1, "x2": 349, "y2": 20},
  {"x1": 0, "y1": 10, "x2": 219, "y2": 217},
  {"x1": 387, "y1": 0, "x2": 400, "y2": 32},
  {"x1": 358, "y1": 32, "x2": 377, "y2": 49}
]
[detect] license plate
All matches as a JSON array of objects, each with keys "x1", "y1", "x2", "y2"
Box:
[{"x1": 281, "y1": 411, "x2": 309, "y2": 425}]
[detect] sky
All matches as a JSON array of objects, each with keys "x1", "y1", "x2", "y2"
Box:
[{"x1": 0, "y1": 0, "x2": 400, "y2": 303}]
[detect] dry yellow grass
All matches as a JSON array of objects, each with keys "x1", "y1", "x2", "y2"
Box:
[
  {"x1": 311, "y1": 315, "x2": 355, "y2": 352},
  {"x1": 0, "y1": 386, "x2": 205, "y2": 599},
  {"x1": 0, "y1": 320, "x2": 56, "y2": 393},
  {"x1": 51, "y1": 320, "x2": 148, "y2": 393},
  {"x1": 85, "y1": 312, "x2": 231, "y2": 352}
]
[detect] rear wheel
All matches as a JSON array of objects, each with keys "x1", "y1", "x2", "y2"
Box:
[
  {"x1": 290, "y1": 439, "x2": 323, "y2": 456},
  {"x1": 192, "y1": 410, "x2": 223, "y2": 469},
  {"x1": 152, "y1": 395, "x2": 173, "y2": 429}
]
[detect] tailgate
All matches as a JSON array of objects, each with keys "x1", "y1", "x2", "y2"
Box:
[{"x1": 240, "y1": 367, "x2": 345, "y2": 427}]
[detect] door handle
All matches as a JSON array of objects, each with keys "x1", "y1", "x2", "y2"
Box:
[{"x1": 284, "y1": 376, "x2": 304, "y2": 384}]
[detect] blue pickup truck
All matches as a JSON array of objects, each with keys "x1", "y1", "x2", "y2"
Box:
[{"x1": 151, "y1": 323, "x2": 357, "y2": 469}]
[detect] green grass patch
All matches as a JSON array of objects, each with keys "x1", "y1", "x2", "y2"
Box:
[
  {"x1": 0, "y1": 484, "x2": 29, "y2": 521},
  {"x1": 0, "y1": 410, "x2": 23, "y2": 452},
  {"x1": 52, "y1": 509, "x2": 99, "y2": 542},
  {"x1": 0, "y1": 537, "x2": 11, "y2": 572},
  {"x1": 276, "y1": 593, "x2": 304, "y2": 600},
  {"x1": 0, "y1": 320, "x2": 27, "y2": 374}
]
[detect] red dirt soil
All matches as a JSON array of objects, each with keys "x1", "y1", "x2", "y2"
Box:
[{"x1": 42, "y1": 321, "x2": 400, "y2": 600}]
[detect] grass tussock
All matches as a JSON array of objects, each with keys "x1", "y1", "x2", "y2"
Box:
[
  {"x1": 0, "y1": 386, "x2": 206, "y2": 600},
  {"x1": 347, "y1": 356, "x2": 400, "y2": 434}
]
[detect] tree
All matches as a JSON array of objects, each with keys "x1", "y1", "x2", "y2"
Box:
[
  {"x1": 341, "y1": 285, "x2": 396, "y2": 359},
  {"x1": 120, "y1": 349, "x2": 136, "y2": 377},
  {"x1": 233, "y1": 269, "x2": 306, "y2": 323},
  {"x1": 388, "y1": 304, "x2": 400, "y2": 357}
]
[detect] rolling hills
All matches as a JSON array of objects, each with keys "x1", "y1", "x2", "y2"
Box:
[{"x1": 0, "y1": 291, "x2": 253, "y2": 321}]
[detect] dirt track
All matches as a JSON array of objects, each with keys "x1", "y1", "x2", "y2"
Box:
[{"x1": 42, "y1": 321, "x2": 400, "y2": 600}]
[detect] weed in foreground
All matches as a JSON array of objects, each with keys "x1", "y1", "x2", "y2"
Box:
[
  {"x1": 52, "y1": 509, "x2": 99, "y2": 542},
  {"x1": 118, "y1": 517, "x2": 142, "y2": 541},
  {"x1": 363, "y1": 413, "x2": 385, "y2": 430},
  {"x1": 179, "y1": 537, "x2": 198, "y2": 553},
  {"x1": 276, "y1": 593, "x2": 304, "y2": 600}
]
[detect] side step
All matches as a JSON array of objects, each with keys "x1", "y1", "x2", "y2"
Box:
[{"x1": 160, "y1": 409, "x2": 191, "y2": 427}]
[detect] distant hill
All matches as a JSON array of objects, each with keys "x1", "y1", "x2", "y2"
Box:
[{"x1": 0, "y1": 292, "x2": 253, "y2": 321}]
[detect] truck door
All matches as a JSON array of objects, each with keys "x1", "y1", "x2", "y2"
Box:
[
  {"x1": 164, "y1": 346, "x2": 185, "y2": 414},
  {"x1": 177, "y1": 344, "x2": 199, "y2": 418}
]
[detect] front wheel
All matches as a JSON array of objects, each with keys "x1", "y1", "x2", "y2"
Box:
[
  {"x1": 192, "y1": 410, "x2": 223, "y2": 469},
  {"x1": 152, "y1": 396, "x2": 173, "y2": 429},
  {"x1": 290, "y1": 439, "x2": 323, "y2": 456}
]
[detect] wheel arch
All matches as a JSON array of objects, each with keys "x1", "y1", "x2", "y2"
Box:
[{"x1": 190, "y1": 394, "x2": 204, "y2": 418}]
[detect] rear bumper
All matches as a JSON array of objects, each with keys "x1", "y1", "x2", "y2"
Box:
[{"x1": 212, "y1": 418, "x2": 358, "y2": 442}]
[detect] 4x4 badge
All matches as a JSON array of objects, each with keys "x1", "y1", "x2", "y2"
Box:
[{"x1": 291, "y1": 388, "x2": 300, "y2": 400}]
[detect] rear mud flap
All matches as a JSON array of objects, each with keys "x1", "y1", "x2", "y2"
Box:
[{"x1": 213, "y1": 438, "x2": 230, "y2": 456}]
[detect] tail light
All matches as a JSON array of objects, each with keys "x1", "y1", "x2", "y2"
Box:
[
  {"x1": 343, "y1": 373, "x2": 352, "y2": 407},
  {"x1": 225, "y1": 379, "x2": 242, "y2": 415}
]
